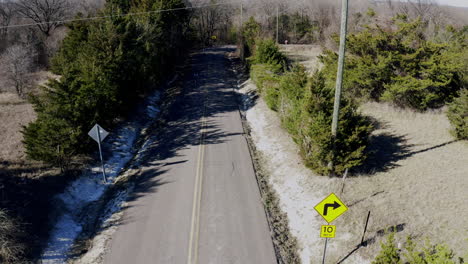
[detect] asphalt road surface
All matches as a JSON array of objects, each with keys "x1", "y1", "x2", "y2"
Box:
[{"x1": 103, "y1": 47, "x2": 277, "y2": 264}]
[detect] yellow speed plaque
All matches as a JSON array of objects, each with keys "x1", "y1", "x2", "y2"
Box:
[{"x1": 320, "y1": 225, "x2": 336, "y2": 238}]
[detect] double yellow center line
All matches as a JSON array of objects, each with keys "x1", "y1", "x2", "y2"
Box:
[{"x1": 187, "y1": 103, "x2": 207, "y2": 264}]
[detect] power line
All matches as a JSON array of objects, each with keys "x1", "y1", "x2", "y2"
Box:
[{"x1": 0, "y1": 1, "x2": 236, "y2": 30}]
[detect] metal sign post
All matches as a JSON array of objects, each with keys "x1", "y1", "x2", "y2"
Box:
[
  {"x1": 320, "y1": 225, "x2": 336, "y2": 264},
  {"x1": 96, "y1": 127, "x2": 107, "y2": 183},
  {"x1": 315, "y1": 193, "x2": 348, "y2": 264},
  {"x1": 88, "y1": 124, "x2": 109, "y2": 183},
  {"x1": 322, "y1": 237, "x2": 328, "y2": 264}
]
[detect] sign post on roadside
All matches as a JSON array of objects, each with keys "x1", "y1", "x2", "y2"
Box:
[
  {"x1": 314, "y1": 193, "x2": 348, "y2": 264},
  {"x1": 88, "y1": 124, "x2": 109, "y2": 183}
]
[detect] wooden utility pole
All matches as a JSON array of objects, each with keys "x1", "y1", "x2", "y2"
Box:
[
  {"x1": 330, "y1": 0, "x2": 349, "y2": 172},
  {"x1": 276, "y1": 5, "x2": 279, "y2": 43}
]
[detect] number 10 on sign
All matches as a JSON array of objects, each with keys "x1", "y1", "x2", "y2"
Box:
[{"x1": 320, "y1": 225, "x2": 336, "y2": 238}]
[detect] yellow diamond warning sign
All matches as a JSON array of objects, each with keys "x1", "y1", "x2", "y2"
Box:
[{"x1": 314, "y1": 193, "x2": 348, "y2": 223}]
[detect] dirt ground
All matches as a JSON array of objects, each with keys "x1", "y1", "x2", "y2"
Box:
[
  {"x1": 242, "y1": 44, "x2": 468, "y2": 263},
  {"x1": 280, "y1": 44, "x2": 323, "y2": 73},
  {"x1": 0, "y1": 70, "x2": 59, "y2": 162},
  {"x1": 0, "y1": 92, "x2": 36, "y2": 162},
  {"x1": 341, "y1": 102, "x2": 468, "y2": 260}
]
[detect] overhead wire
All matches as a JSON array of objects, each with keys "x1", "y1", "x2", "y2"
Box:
[
  {"x1": 0, "y1": 1, "x2": 239, "y2": 30},
  {"x1": 0, "y1": 0, "x2": 308, "y2": 30}
]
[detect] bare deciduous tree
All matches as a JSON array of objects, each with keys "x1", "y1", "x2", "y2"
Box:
[
  {"x1": 0, "y1": 2, "x2": 17, "y2": 51},
  {"x1": 0, "y1": 44, "x2": 36, "y2": 97},
  {"x1": 408, "y1": 0, "x2": 436, "y2": 18},
  {"x1": 385, "y1": 0, "x2": 394, "y2": 11},
  {"x1": 0, "y1": 2, "x2": 16, "y2": 36},
  {"x1": 69, "y1": 0, "x2": 105, "y2": 15},
  {"x1": 15, "y1": 0, "x2": 69, "y2": 37},
  {"x1": 193, "y1": 1, "x2": 225, "y2": 45},
  {"x1": 398, "y1": 0, "x2": 437, "y2": 22}
]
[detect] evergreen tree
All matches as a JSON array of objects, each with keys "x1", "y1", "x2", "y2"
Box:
[
  {"x1": 241, "y1": 17, "x2": 260, "y2": 58},
  {"x1": 319, "y1": 16, "x2": 465, "y2": 110},
  {"x1": 250, "y1": 40, "x2": 373, "y2": 175},
  {"x1": 298, "y1": 70, "x2": 373, "y2": 175},
  {"x1": 447, "y1": 89, "x2": 468, "y2": 140},
  {"x1": 252, "y1": 39, "x2": 287, "y2": 72},
  {"x1": 372, "y1": 233, "x2": 402, "y2": 264},
  {"x1": 373, "y1": 235, "x2": 463, "y2": 264},
  {"x1": 23, "y1": 0, "x2": 191, "y2": 168}
]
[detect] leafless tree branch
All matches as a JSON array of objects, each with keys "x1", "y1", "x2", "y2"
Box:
[
  {"x1": 0, "y1": 44, "x2": 37, "y2": 97},
  {"x1": 15, "y1": 0, "x2": 69, "y2": 37}
]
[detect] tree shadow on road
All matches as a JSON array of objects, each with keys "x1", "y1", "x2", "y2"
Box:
[{"x1": 69, "y1": 47, "x2": 249, "y2": 258}]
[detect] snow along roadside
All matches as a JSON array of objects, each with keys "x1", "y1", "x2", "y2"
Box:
[
  {"x1": 237, "y1": 79, "x2": 369, "y2": 264},
  {"x1": 40, "y1": 90, "x2": 162, "y2": 264}
]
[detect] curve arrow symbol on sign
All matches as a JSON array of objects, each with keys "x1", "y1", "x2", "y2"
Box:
[{"x1": 323, "y1": 201, "x2": 341, "y2": 216}]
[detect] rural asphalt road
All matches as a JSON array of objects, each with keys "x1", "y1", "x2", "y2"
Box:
[{"x1": 103, "y1": 47, "x2": 277, "y2": 264}]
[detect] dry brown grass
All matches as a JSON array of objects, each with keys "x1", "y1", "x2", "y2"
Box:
[
  {"x1": 0, "y1": 70, "x2": 59, "y2": 162},
  {"x1": 279, "y1": 44, "x2": 322, "y2": 73},
  {"x1": 0, "y1": 209, "x2": 26, "y2": 263},
  {"x1": 334, "y1": 102, "x2": 468, "y2": 260},
  {"x1": 0, "y1": 93, "x2": 36, "y2": 162}
]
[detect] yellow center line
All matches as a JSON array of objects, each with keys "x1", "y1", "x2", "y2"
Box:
[
  {"x1": 194, "y1": 115, "x2": 206, "y2": 264},
  {"x1": 187, "y1": 101, "x2": 207, "y2": 264}
]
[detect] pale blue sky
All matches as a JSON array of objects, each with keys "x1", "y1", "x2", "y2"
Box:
[{"x1": 436, "y1": 0, "x2": 468, "y2": 7}]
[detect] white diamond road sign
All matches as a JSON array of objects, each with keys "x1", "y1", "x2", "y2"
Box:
[{"x1": 88, "y1": 124, "x2": 109, "y2": 143}]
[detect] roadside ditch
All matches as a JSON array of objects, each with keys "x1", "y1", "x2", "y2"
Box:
[{"x1": 228, "y1": 54, "x2": 302, "y2": 264}]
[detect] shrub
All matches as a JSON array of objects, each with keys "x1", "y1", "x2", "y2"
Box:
[
  {"x1": 251, "y1": 52, "x2": 373, "y2": 175},
  {"x1": 264, "y1": 80, "x2": 281, "y2": 111},
  {"x1": 0, "y1": 210, "x2": 25, "y2": 263},
  {"x1": 251, "y1": 39, "x2": 287, "y2": 73},
  {"x1": 249, "y1": 40, "x2": 289, "y2": 111},
  {"x1": 22, "y1": 115, "x2": 77, "y2": 172},
  {"x1": 250, "y1": 64, "x2": 282, "y2": 110},
  {"x1": 297, "y1": 71, "x2": 373, "y2": 175},
  {"x1": 278, "y1": 65, "x2": 308, "y2": 136},
  {"x1": 372, "y1": 233, "x2": 401, "y2": 264},
  {"x1": 447, "y1": 89, "x2": 468, "y2": 140},
  {"x1": 241, "y1": 17, "x2": 261, "y2": 59},
  {"x1": 250, "y1": 64, "x2": 280, "y2": 92},
  {"x1": 318, "y1": 17, "x2": 465, "y2": 110},
  {"x1": 373, "y1": 234, "x2": 464, "y2": 264}
]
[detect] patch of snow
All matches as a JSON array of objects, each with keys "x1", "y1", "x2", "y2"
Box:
[
  {"x1": 41, "y1": 214, "x2": 82, "y2": 263},
  {"x1": 75, "y1": 187, "x2": 133, "y2": 264},
  {"x1": 147, "y1": 92, "x2": 161, "y2": 118},
  {"x1": 40, "y1": 91, "x2": 161, "y2": 264},
  {"x1": 74, "y1": 131, "x2": 159, "y2": 264},
  {"x1": 238, "y1": 80, "x2": 369, "y2": 264}
]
